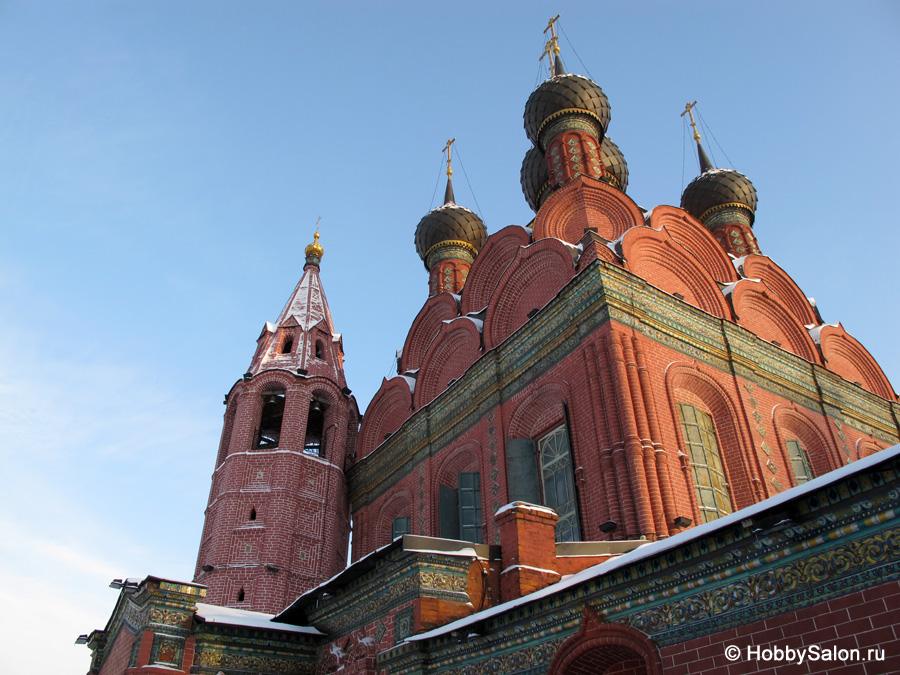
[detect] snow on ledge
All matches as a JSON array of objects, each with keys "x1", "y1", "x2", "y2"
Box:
[
  {"x1": 409, "y1": 444, "x2": 900, "y2": 643},
  {"x1": 196, "y1": 603, "x2": 322, "y2": 634}
]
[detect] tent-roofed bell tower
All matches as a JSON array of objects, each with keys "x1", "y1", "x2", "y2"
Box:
[{"x1": 194, "y1": 227, "x2": 358, "y2": 614}]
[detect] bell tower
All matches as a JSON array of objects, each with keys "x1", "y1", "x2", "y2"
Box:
[{"x1": 194, "y1": 229, "x2": 358, "y2": 614}]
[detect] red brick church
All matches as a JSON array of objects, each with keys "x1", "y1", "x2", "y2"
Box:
[{"x1": 83, "y1": 22, "x2": 900, "y2": 675}]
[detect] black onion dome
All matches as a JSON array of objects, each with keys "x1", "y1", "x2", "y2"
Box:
[
  {"x1": 520, "y1": 145, "x2": 549, "y2": 212},
  {"x1": 681, "y1": 169, "x2": 758, "y2": 224},
  {"x1": 524, "y1": 74, "x2": 611, "y2": 146},
  {"x1": 414, "y1": 202, "x2": 487, "y2": 264},
  {"x1": 600, "y1": 136, "x2": 628, "y2": 192}
]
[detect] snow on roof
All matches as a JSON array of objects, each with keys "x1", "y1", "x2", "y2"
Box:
[
  {"x1": 807, "y1": 322, "x2": 839, "y2": 344},
  {"x1": 409, "y1": 443, "x2": 900, "y2": 643},
  {"x1": 195, "y1": 602, "x2": 322, "y2": 634}
]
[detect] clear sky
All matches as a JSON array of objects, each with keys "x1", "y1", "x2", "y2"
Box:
[{"x1": 1, "y1": 2, "x2": 898, "y2": 672}]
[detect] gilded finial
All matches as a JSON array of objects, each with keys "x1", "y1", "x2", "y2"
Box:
[
  {"x1": 681, "y1": 101, "x2": 701, "y2": 142},
  {"x1": 540, "y1": 15, "x2": 562, "y2": 76},
  {"x1": 442, "y1": 138, "x2": 456, "y2": 180},
  {"x1": 681, "y1": 101, "x2": 714, "y2": 172},
  {"x1": 305, "y1": 216, "x2": 324, "y2": 261}
]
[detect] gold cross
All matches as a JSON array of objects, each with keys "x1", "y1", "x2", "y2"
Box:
[
  {"x1": 681, "y1": 101, "x2": 701, "y2": 141},
  {"x1": 540, "y1": 14, "x2": 561, "y2": 75},
  {"x1": 443, "y1": 138, "x2": 456, "y2": 179}
]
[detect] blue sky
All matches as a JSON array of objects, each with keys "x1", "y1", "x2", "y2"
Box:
[{"x1": 1, "y1": 2, "x2": 898, "y2": 672}]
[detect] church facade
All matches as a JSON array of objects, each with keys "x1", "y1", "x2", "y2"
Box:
[{"x1": 83, "y1": 27, "x2": 900, "y2": 675}]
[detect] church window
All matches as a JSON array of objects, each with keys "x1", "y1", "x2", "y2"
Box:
[
  {"x1": 315, "y1": 340, "x2": 324, "y2": 359},
  {"x1": 786, "y1": 439, "x2": 813, "y2": 485},
  {"x1": 303, "y1": 400, "x2": 326, "y2": 456},
  {"x1": 538, "y1": 425, "x2": 582, "y2": 542},
  {"x1": 678, "y1": 403, "x2": 732, "y2": 523},
  {"x1": 255, "y1": 391, "x2": 285, "y2": 449},
  {"x1": 505, "y1": 425, "x2": 582, "y2": 542},
  {"x1": 281, "y1": 336, "x2": 293, "y2": 354},
  {"x1": 249, "y1": 507, "x2": 256, "y2": 521},
  {"x1": 439, "y1": 472, "x2": 483, "y2": 544},
  {"x1": 237, "y1": 588, "x2": 245, "y2": 602},
  {"x1": 392, "y1": 516, "x2": 411, "y2": 540}
]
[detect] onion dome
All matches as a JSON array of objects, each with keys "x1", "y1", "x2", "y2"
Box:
[
  {"x1": 414, "y1": 191, "x2": 487, "y2": 269},
  {"x1": 520, "y1": 145, "x2": 550, "y2": 212},
  {"x1": 681, "y1": 167, "x2": 758, "y2": 225},
  {"x1": 305, "y1": 229, "x2": 324, "y2": 266},
  {"x1": 600, "y1": 136, "x2": 628, "y2": 192},
  {"x1": 524, "y1": 74, "x2": 611, "y2": 148}
]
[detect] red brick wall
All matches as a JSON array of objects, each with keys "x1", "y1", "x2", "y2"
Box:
[
  {"x1": 97, "y1": 629, "x2": 135, "y2": 675},
  {"x1": 661, "y1": 581, "x2": 900, "y2": 674}
]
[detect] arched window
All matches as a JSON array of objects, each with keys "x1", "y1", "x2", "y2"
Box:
[
  {"x1": 255, "y1": 391, "x2": 285, "y2": 449},
  {"x1": 677, "y1": 403, "x2": 732, "y2": 523},
  {"x1": 281, "y1": 336, "x2": 294, "y2": 354},
  {"x1": 439, "y1": 472, "x2": 483, "y2": 544},
  {"x1": 249, "y1": 507, "x2": 257, "y2": 521},
  {"x1": 237, "y1": 588, "x2": 245, "y2": 602},
  {"x1": 537, "y1": 425, "x2": 581, "y2": 542},
  {"x1": 785, "y1": 439, "x2": 813, "y2": 485},
  {"x1": 315, "y1": 340, "x2": 324, "y2": 359},
  {"x1": 303, "y1": 399, "x2": 327, "y2": 456}
]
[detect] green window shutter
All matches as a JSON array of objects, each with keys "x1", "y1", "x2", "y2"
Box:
[
  {"x1": 458, "y1": 472, "x2": 483, "y2": 544},
  {"x1": 439, "y1": 483, "x2": 459, "y2": 539},
  {"x1": 505, "y1": 438, "x2": 541, "y2": 504},
  {"x1": 786, "y1": 440, "x2": 813, "y2": 484},
  {"x1": 392, "y1": 516, "x2": 411, "y2": 540}
]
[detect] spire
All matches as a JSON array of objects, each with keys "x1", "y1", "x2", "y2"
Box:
[
  {"x1": 540, "y1": 14, "x2": 565, "y2": 76},
  {"x1": 246, "y1": 224, "x2": 345, "y2": 378},
  {"x1": 442, "y1": 137, "x2": 456, "y2": 204},
  {"x1": 681, "y1": 100, "x2": 714, "y2": 173}
]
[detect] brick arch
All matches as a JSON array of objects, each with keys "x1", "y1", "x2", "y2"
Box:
[
  {"x1": 772, "y1": 405, "x2": 839, "y2": 480},
  {"x1": 434, "y1": 442, "x2": 482, "y2": 489},
  {"x1": 217, "y1": 389, "x2": 242, "y2": 466},
  {"x1": 817, "y1": 324, "x2": 896, "y2": 400},
  {"x1": 507, "y1": 380, "x2": 573, "y2": 439},
  {"x1": 376, "y1": 491, "x2": 412, "y2": 548},
  {"x1": 432, "y1": 442, "x2": 484, "y2": 537},
  {"x1": 730, "y1": 280, "x2": 821, "y2": 363},
  {"x1": 666, "y1": 362, "x2": 759, "y2": 512},
  {"x1": 413, "y1": 317, "x2": 483, "y2": 409},
  {"x1": 857, "y1": 437, "x2": 887, "y2": 459},
  {"x1": 400, "y1": 293, "x2": 459, "y2": 373},
  {"x1": 621, "y1": 226, "x2": 731, "y2": 318},
  {"x1": 740, "y1": 255, "x2": 818, "y2": 326},
  {"x1": 247, "y1": 370, "x2": 294, "y2": 395},
  {"x1": 646, "y1": 205, "x2": 738, "y2": 283},
  {"x1": 483, "y1": 237, "x2": 577, "y2": 350},
  {"x1": 549, "y1": 606, "x2": 662, "y2": 675},
  {"x1": 533, "y1": 175, "x2": 644, "y2": 244},
  {"x1": 357, "y1": 377, "x2": 414, "y2": 458},
  {"x1": 460, "y1": 225, "x2": 531, "y2": 315}
]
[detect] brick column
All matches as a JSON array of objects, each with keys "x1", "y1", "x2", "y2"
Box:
[{"x1": 494, "y1": 502, "x2": 561, "y2": 601}]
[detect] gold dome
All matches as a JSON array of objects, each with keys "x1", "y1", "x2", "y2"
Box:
[{"x1": 305, "y1": 230, "x2": 324, "y2": 259}]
